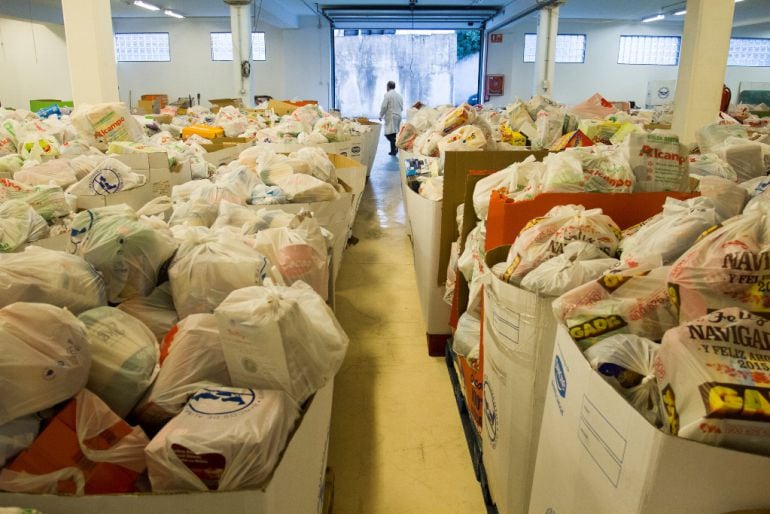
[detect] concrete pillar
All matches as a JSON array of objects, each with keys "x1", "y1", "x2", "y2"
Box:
[
  {"x1": 672, "y1": 0, "x2": 735, "y2": 144},
  {"x1": 533, "y1": 6, "x2": 559, "y2": 97},
  {"x1": 61, "y1": 0, "x2": 120, "y2": 105},
  {"x1": 230, "y1": 4, "x2": 254, "y2": 107}
]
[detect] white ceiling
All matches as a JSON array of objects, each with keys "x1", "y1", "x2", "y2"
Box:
[{"x1": 2, "y1": 0, "x2": 769, "y2": 29}]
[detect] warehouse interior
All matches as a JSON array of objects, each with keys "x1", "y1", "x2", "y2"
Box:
[{"x1": 0, "y1": 0, "x2": 769, "y2": 513}]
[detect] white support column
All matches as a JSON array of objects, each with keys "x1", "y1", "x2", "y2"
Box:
[
  {"x1": 533, "y1": 6, "x2": 559, "y2": 97},
  {"x1": 671, "y1": 0, "x2": 735, "y2": 144},
  {"x1": 230, "y1": 4, "x2": 254, "y2": 107},
  {"x1": 61, "y1": 0, "x2": 120, "y2": 105}
]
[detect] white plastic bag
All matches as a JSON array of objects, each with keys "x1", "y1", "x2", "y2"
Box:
[
  {"x1": 453, "y1": 312, "x2": 481, "y2": 360},
  {"x1": 656, "y1": 307, "x2": 770, "y2": 455},
  {"x1": 0, "y1": 246, "x2": 106, "y2": 313},
  {"x1": 688, "y1": 153, "x2": 737, "y2": 182},
  {"x1": 668, "y1": 208, "x2": 770, "y2": 323},
  {"x1": 287, "y1": 147, "x2": 337, "y2": 184},
  {"x1": 211, "y1": 201, "x2": 295, "y2": 233},
  {"x1": 578, "y1": 146, "x2": 635, "y2": 193},
  {"x1": 78, "y1": 307, "x2": 159, "y2": 418},
  {"x1": 145, "y1": 386, "x2": 299, "y2": 492},
  {"x1": 502, "y1": 205, "x2": 621, "y2": 284},
  {"x1": 0, "y1": 155, "x2": 23, "y2": 175},
  {"x1": 66, "y1": 157, "x2": 146, "y2": 196},
  {"x1": 418, "y1": 176, "x2": 444, "y2": 201},
  {"x1": 585, "y1": 334, "x2": 661, "y2": 426},
  {"x1": 0, "y1": 200, "x2": 49, "y2": 252},
  {"x1": 0, "y1": 302, "x2": 91, "y2": 425},
  {"x1": 620, "y1": 197, "x2": 722, "y2": 267},
  {"x1": 0, "y1": 415, "x2": 40, "y2": 467},
  {"x1": 250, "y1": 214, "x2": 330, "y2": 299},
  {"x1": 134, "y1": 314, "x2": 231, "y2": 428},
  {"x1": 215, "y1": 282, "x2": 349, "y2": 404},
  {"x1": 0, "y1": 180, "x2": 70, "y2": 221},
  {"x1": 117, "y1": 282, "x2": 178, "y2": 342},
  {"x1": 13, "y1": 159, "x2": 77, "y2": 188},
  {"x1": 71, "y1": 102, "x2": 144, "y2": 150},
  {"x1": 541, "y1": 151, "x2": 585, "y2": 192},
  {"x1": 627, "y1": 132, "x2": 690, "y2": 192},
  {"x1": 169, "y1": 228, "x2": 279, "y2": 318},
  {"x1": 17, "y1": 134, "x2": 60, "y2": 161},
  {"x1": 69, "y1": 204, "x2": 179, "y2": 303},
  {"x1": 521, "y1": 242, "x2": 619, "y2": 296},
  {"x1": 0, "y1": 389, "x2": 149, "y2": 495},
  {"x1": 274, "y1": 173, "x2": 339, "y2": 203},
  {"x1": 553, "y1": 264, "x2": 677, "y2": 351}
]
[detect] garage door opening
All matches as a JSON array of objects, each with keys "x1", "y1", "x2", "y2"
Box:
[{"x1": 333, "y1": 29, "x2": 481, "y2": 118}]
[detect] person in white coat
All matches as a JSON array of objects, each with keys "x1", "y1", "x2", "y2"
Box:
[{"x1": 379, "y1": 81, "x2": 404, "y2": 156}]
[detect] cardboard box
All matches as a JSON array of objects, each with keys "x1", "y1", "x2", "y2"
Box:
[
  {"x1": 73, "y1": 152, "x2": 177, "y2": 211},
  {"x1": 114, "y1": 152, "x2": 176, "y2": 198},
  {"x1": 437, "y1": 150, "x2": 548, "y2": 287},
  {"x1": 141, "y1": 94, "x2": 168, "y2": 109},
  {"x1": 355, "y1": 118, "x2": 382, "y2": 176},
  {"x1": 329, "y1": 153, "x2": 366, "y2": 223},
  {"x1": 404, "y1": 184, "x2": 451, "y2": 336},
  {"x1": 202, "y1": 140, "x2": 255, "y2": 167},
  {"x1": 28, "y1": 99, "x2": 73, "y2": 111},
  {"x1": 0, "y1": 381, "x2": 334, "y2": 514},
  {"x1": 485, "y1": 191, "x2": 698, "y2": 252},
  {"x1": 482, "y1": 246, "x2": 556, "y2": 514},
  {"x1": 136, "y1": 99, "x2": 160, "y2": 115},
  {"x1": 267, "y1": 100, "x2": 299, "y2": 116},
  {"x1": 529, "y1": 326, "x2": 770, "y2": 514},
  {"x1": 182, "y1": 125, "x2": 225, "y2": 141},
  {"x1": 209, "y1": 98, "x2": 243, "y2": 109}
]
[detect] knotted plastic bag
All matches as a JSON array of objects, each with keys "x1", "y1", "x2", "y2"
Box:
[{"x1": 215, "y1": 282, "x2": 349, "y2": 405}]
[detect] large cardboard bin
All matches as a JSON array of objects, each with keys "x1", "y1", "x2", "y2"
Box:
[
  {"x1": 0, "y1": 381, "x2": 334, "y2": 514},
  {"x1": 529, "y1": 328, "x2": 770, "y2": 514}
]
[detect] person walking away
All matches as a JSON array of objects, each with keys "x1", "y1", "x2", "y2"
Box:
[{"x1": 379, "y1": 81, "x2": 403, "y2": 156}]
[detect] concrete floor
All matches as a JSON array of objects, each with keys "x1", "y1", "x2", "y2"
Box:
[{"x1": 327, "y1": 138, "x2": 486, "y2": 513}]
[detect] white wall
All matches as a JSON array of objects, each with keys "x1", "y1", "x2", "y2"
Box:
[
  {"x1": 282, "y1": 16, "x2": 333, "y2": 109},
  {"x1": 0, "y1": 17, "x2": 72, "y2": 110},
  {"x1": 112, "y1": 16, "x2": 285, "y2": 107},
  {"x1": 486, "y1": 18, "x2": 770, "y2": 108}
]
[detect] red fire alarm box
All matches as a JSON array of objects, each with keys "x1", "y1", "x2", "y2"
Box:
[
  {"x1": 490, "y1": 33, "x2": 503, "y2": 43},
  {"x1": 486, "y1": 74, "x2": 504, "y2": 96}
]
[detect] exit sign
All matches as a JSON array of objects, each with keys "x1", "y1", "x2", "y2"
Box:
[{"x1": 490, "y1": 33, "x2": 503, "y2": 43}]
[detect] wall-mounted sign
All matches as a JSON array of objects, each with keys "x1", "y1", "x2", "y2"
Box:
[{"x1": 490, "y1": 33, "x2": 503, "y2": 43}]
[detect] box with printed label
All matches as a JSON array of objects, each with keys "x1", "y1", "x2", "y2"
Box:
[
  {"x1": 481, "y1": 246, "x2": 556, "y2": 514},
  {"x1": 0, "y1": 381, "x2": 334, "y2": 514},
  {"x1": 528, "y1": 326, "x2": 770, "y2": 514}
]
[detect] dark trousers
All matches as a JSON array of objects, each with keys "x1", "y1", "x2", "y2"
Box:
[{"x1": 385, "y1": 133, "x2": 397, "y2": 154}]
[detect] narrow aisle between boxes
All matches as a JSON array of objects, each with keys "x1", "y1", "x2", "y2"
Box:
[{"x1": 328, "y1": 138, "x2": 486, "y2": 513}]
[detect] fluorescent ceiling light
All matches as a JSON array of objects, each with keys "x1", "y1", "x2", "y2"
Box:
[
  {"x1": 164, "y1": 9, "x2": 184, "y2": 18},
  {"x1": 674, "y1": 9, "x2": 686, "y2": 15},
  {"x1": 735, "y1": 0, "x2": 744, "y2": 2},
  {"x1": 642, "y1": 14, "x2": 665, "y2": 22},
  {"x1": 133, "y1": 1, "x2": 160, "y2": 11}
]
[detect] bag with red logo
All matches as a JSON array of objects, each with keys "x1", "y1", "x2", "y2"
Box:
[
  {"x1": 655, "y1": 307, "x2": 770, "y2": 455},
  {"x1": 502, "y1": 205, "x2": 621, "y2": 285},
  {"x1": 71, "y1": 103, "x2": 144, "y2": 151},
  {"x1": 145, "y1": 386, "x2": 299, "y2": 492},
  {"x1": 553, "y1": 263, "x2": 678, "y2": 351},
  {"x1": 627, "y1": 132, "x2": 690, "y2": 192},
  {"x1": 250, "y1": 213, "x2": 330, "y2": 300}
]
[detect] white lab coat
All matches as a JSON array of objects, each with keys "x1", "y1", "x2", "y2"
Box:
[{"x1": 379, "y1": 89, "x2": 404, "y2": 135}]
